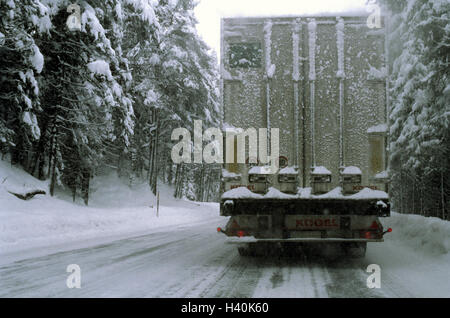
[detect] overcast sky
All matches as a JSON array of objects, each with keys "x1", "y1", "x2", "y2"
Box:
[{"x1": 194, "y1": 0, "x2": 370, "y2": 58}]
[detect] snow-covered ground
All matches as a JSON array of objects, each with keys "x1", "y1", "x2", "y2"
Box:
[
  {"x1": 0, "y1": 159, "x2": 222, "y2": 258},
  {"x1": 372, "y1": 213, "x2": 450, "y2": 297},
  {"x1": 1, "y1": 159, "x2": 449, "y2": 297}
]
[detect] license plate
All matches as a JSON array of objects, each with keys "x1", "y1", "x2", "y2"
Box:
[
  {"x1": 290, "y1": 231, "x2": 321, "y2": 238},
  {"x1": 286, "y1": 216, "x2": 340, "y2": 230}
]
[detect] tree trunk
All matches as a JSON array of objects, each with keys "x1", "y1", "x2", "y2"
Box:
[
  {"x1": 168, "y1": 163, "x2": 173, "y2": 185},
  {"x1": 399, "y1": 171, "x2": 403, "y2": 214},
  {"x1": 420, "y1": 178, "x2": 424, "y2": 216},
  {"x1": 50, "y1": 155, "x2": 56, "y2": 197},
  {"x1": 31, "y1": 119, "x2": 49, "y2": 180},
  {"x1": 412, "y1": 176, "x2": 415, "y2": 215},
  {"x1": 441, "y1": 166, "x2": 445, "y2": 220},
  {"x1": 117, "y1": 150, "x2": 122, "y2": 178},
  {"x1": 49, "y1": 127, "x2": 57, "y2": 197},
  {"x1": 72, "y1": 184, "x2": 77, "y2": 202},
  {"x1": 175, "y1": 163, "x2": 184, "y2": 199},
  {"x1": 149, "y1": 109, "x2": 159, "y2": 195},
  {"x1": 82, "y1": 168, "x2": 90, "y2": 206}
]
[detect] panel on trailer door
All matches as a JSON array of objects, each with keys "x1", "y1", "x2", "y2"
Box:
[
  {"x1": 224, "y1": 134, "x2": 239, "y2": 173},
  {"x1": 368, "y1": 133, "x2": 386, "y2": 178}
]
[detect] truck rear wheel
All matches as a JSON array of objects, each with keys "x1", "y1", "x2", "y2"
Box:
[
  {"x1": 343, "y1": 242, "x2": 367, "y2": 258},
  {"x1": 237, "y1": 246, "x2": 251, "y2": 256},
  {"x1": 237, "y1": 243, "x2": 271, "y2": 257}
]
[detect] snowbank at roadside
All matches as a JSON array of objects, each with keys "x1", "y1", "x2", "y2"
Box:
[
  {"x1": 369, "y1": 213, "x2": 450, "y2": 298},
  {"x1": 380, "y1": 212, "x2": 450, "y2": 256},
  {"x1": 0, "y1": 160, "x2": 220, "y2": 255},
  {"x1": 0, "y1": 160, "x2": 48, "y2": 195}
]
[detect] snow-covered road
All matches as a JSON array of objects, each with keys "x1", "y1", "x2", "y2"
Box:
[
  {"x1": 1, "y1": 216, "x2": 448, "y2": 298},
  {"x1": 1, "y1": 162, "x2": 449, "y2": 298}
]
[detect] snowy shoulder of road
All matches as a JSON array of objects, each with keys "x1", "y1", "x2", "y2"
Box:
[
  {"x1": 0, "y1": 160, "x2": 222, "y2": 258},
  {"x1": 381, "y1": 212, "x2": 450, "y2": 256},
  {"x1": 372, "y1": 212, "x2": 450, "y2": 297}
]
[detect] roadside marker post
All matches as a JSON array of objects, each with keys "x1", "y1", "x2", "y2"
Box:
[{"x1": 157, "y1": 191, "x2": 160, "y2": 217}]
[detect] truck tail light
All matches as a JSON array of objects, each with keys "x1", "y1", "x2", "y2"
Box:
[
  {"x1": 237, "y1": 230, "x2": 246, "y2": 238},
  {"x1": 361, "y1": 229, "x2": 385, "y2": 240},
  {"x1": 370, "y1": 221, "x2": 381, "y2": 230}
]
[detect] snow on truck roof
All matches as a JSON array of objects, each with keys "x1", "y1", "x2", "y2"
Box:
[
  {"x1": 279, "y1": 167, "x2": 298, "y2": 175},
  {"x1": 221, "y1": 187, "x2": 264, "y2": 199},
  {"x1": 221, "y1": 10, "x2": 374, "y2": 20},
  {"x1": 222, "y1": 169, "x2": 241, "y2": 178},
  {"x1": 222, "y1": 186, "x2": 389, "y2": 200},
  {"x1": 248, "y1": 166, "x2": 273, "y2": 175},
  {"x1": 367, "y1": 124, "x2": 388, "y2": 134},
  {"x1": 311, "y1": 166, "x2": 331, "y2": 175},
  {"x1": 375, "y1": 170, "x2": 389, "y2": 179},
  {"x1": 264, "y1": 187, "x2": 297, "y2": 199},
  {"x1": 341, "y1": 166, "x2": 362, "y2": 175},
  {"x1": 221, "y1": 122, "x2": 246, "y2": 134}
]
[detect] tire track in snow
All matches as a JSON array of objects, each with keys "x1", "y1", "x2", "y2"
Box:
[
  {"x1": 251, "y1": 255, "x2": 330, "y2": 298},
  {"x1": 324, "y1": 258, "x2": 385, "y2": 298},
  {"x1": 200, "y1": 255, "x2": 262, "y2": 298},
  {"x1": 306, "y1": 259, "x2": 332, "y2": 298},
  {"x1": 251, "y1": 258, "x2": 307, "y2": 297},
  {"x1": 160, "y1": 250, "x2": 238, "y2": 298}
]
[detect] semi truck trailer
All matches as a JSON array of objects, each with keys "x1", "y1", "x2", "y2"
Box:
[{"x1": 218, "y1": 15, "x2": 391, "y2": 258}]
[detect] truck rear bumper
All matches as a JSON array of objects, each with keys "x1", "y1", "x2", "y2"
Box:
[
  {"x1": 226, "y1": 237, "x2": 383, "y2": 244},
  {"x1": 221, "y1": 198, "x2": 390, "y2": 217}
]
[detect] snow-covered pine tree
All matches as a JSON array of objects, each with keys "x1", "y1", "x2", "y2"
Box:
[
  {"x1": 154, "y1": 0, "x2": 220, "y2": 200},
  {"x1": 36, "y1": 1, "x2": 133, "y2": 204},
  {"x1": 105, "y1": 0, "x2": 158, "y2": 184},
  {"x1": 381, "y1": 0, "x2": 449, "y2": 219},
  {"x1": 0, "y1": 0, "x2": 221, "y2": 202},
  {"x1": 0, "y1": 0, "x2": 48, "y2": 169}
]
